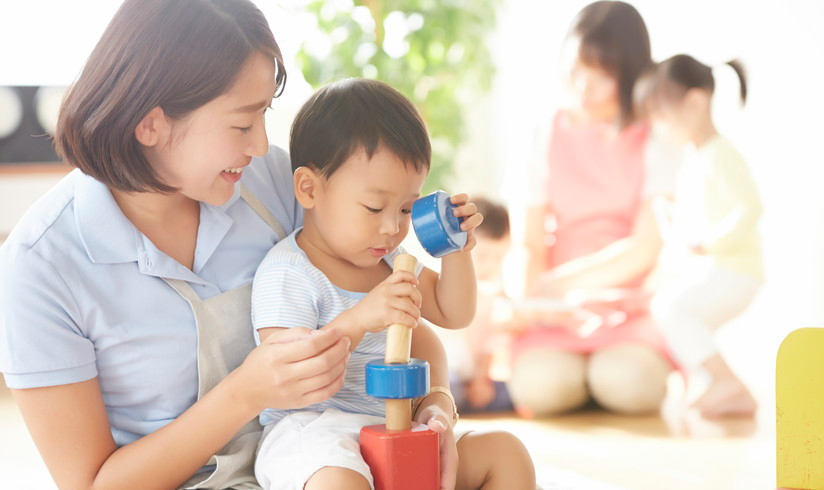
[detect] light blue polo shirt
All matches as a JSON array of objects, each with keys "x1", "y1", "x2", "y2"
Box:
[{"x1": 0, "y1": 145, "x2": 302, "y2": 447}]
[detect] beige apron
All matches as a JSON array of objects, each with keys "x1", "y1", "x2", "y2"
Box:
[{"x1": 170, "y1": 185, "x2": 286, "y2": 489}]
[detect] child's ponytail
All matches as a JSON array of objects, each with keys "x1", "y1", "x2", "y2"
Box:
[{"x1": 726, "y1": 59, "x2": 748, "y2": 105}]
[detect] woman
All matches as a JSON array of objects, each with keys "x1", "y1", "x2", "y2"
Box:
[{"x1": 508, "y1": 1, "x2": 682, "y2": 417}]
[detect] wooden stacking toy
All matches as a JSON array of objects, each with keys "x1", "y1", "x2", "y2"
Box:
[{"x1": 360, "y1": 254, "x2": 439, "y2": 490}]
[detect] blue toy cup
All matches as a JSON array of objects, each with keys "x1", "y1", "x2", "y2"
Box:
[{"x1": 411, "y1": 190, "x2": 467, "y2": 258}]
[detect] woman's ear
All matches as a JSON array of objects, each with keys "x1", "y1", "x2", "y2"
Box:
[
  {"x1": 294, "y1": 166, "x2": 321, "y2": 209},
  {"x1": 134, "y1": 106, "x2": 170, "y2": 147}
]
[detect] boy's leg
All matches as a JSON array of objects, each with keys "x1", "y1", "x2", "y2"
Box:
[
  {"x1": 255, "y1": 409, "x2": 384, "y2": 489},
  {"x1": 304, "y1": 467, "x2": 370, "y2": 490},
  {"x1": 455, "y1": 431, "x2": 536, "y2": 490}
]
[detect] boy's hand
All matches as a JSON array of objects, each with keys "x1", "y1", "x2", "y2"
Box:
[
  {"x1": 415, "y1": 405, "x2": 458, "y2": 490},
  {"x1": 450, "y1": 193, "x2": 484, "y2": 252},
  {"x1": 348, "y1": 270, "x2": 422, "y2": 333}
]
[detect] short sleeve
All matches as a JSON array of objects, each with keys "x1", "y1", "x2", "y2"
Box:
[
  {"x1": 0, "y1": 243, "x2": 97, "y2": 388},
  {"x1": 643, "y1": 125, "x2": 684, "y2": 198},
  {"x1": 251, "y1": 257, "x2": 321, "y2": 340}
]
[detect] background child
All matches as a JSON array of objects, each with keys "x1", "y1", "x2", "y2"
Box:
[
  {"x1": 445, "y1": 197, "x2": 516, "y2": 413},
  {"x1": 251, "y1": 78, "x2": 535, "y2": 490},
  {"x1": 639, "y1": 55, "x2": 762, "y2": 418}
]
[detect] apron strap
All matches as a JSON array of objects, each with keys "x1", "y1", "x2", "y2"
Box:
[
  {"x1": 240, "y1": 183, "x2": 287, "y2": 241},
  {"x1": 162, "y1": 277, "x2": 200, "y2": 305}
]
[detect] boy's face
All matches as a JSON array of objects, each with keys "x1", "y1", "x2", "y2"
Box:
[
  {"x1": 310, "y1": 145, "x2": 427, "y2": 268},
  {"x1": 473, "y1": 232, "x2": 510, "y2": 282}
]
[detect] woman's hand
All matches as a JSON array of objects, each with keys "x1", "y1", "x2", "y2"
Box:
[
  {"x1": 415, "y1": 404, "x2": 458, "y2": 490},
  {"x1": 348, "y1": 270, "x2": 422, "y2": 333},
  {"x1": 234, "y1": 327, "x2": 350, "y2": 413},
  {"x1": 450, "y1": 193, "x2": 484, "y2": 252}
]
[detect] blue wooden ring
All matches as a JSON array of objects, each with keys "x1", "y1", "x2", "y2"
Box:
[
  {"x1": 365, "y1": 358, "x2": 430, "y2": 400},
  {"x1": 411, "y1": 190, "x2": 467, "y2": 258}
]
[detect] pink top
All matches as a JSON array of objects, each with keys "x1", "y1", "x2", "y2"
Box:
[
  {"x1": 513, "y1": 111, "x2": 675, "y2": 363},
  {"x1": 546, "y1": 111, "x2": 648, "y2": 270}
]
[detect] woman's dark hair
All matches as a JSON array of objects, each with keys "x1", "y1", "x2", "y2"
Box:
[
  {"x1": 290, "y1": 78, "x2": 431, "y2": 178},
  {"x1": 568, "y1": 1, "x2": 652, "y2": 127},
  {"x1": 474, "y1": 197, "x2": 510, "y2": 240},
  {"x1": 55, "y1": 0, "x2": 286, "y2": 192},
  {"x1": 640, "y1": 55, "x2": 748, "y2": 110}
]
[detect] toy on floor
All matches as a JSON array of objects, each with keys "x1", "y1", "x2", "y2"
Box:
[
  {"x1": 776, "y1": 327, "x2": 824, "y2": 489},
  {"x1": 360, "y1": 253, "x2": 440, "y2": 490}
]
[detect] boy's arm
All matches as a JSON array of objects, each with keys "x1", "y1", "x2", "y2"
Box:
[
  {"x1": 417, "y1": 193, "x2": 482, "y2": 330},
  {"x1": 417, "y1": 253, "x2": 477, "y2": 330},
  {"x1": 258, "y1": 311, "x2": 365, "y2": 351},
  {"x1": 258, "y1": 268, "x2": 421, "y2": 351},
  {"x1": 409, "y1": 321, "x2": 458, "y2": 427}
]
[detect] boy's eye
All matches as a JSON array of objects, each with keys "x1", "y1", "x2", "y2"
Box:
[
  {"x1": 401, "y1": 208, "x2": 411, "y2": 215},
  {"x1": 234, "y1": 126, "x2": 252, "y2": 133},
  {"x1": 364, "y1": 205, "x2": 382, "y2": 214}
]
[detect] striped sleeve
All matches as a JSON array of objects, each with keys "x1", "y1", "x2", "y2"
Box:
[{"x1": 251, "y1": 257, "x2": 320, "y2": 334}]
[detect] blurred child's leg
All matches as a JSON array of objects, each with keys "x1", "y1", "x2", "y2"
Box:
[
  {"x1": 650, "y1": 264, "x2": 760, "y2": 417},
  {"x1": 587, "y1": 342, "x2": 670, "y2": 414},
  {"x1": 456, "y1": 431, "x2": 536, "y2": 490},
  {"x1": 507, "y1": 348, "x2": 588, "y2": 417}
]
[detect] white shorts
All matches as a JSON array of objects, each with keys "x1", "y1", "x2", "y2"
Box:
[
  {"x1": 255, "y1": 408, "x2": 469, "y2": 490},
  {"x1": 255, "y1": 409, "x2": 384, "y2": 490}
]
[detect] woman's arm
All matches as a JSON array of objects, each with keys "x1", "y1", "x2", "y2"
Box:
[
  {"x1": 530, "y1": 198, "x2": 664, "y2": 296},
  {"x1": 13, "y1": 327, "x2": 349, "y2": 490}
]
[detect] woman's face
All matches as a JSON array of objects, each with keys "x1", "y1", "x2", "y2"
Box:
[
  {"x1": 562, "y1": 37, "x2": 620, "y2": 122},
  {"x1": 148, "y1": 51, "x2": 277, "y2": 206}
]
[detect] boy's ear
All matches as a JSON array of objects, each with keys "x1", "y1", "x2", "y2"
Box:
[
  {"x1": 134, "y1": 106, "x2": 170, "y2": 147},
  {"x1": 294, "y1": 166, "x2": 321, "y2": 209}
]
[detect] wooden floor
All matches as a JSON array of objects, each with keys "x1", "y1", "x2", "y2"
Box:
[{"x1": 0, "y1": 380, "x2": 774, "y2": 490}]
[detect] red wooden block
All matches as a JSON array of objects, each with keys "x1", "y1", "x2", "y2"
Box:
[{"x1": 360, "y1": 423, "x2": 439, "y2": 490}]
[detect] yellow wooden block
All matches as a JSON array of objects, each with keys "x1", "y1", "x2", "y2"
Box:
[{"x1": 777, "y1": 327, "x2": 824, "y2": 489}]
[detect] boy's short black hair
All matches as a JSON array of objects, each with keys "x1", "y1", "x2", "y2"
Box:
[
  {"x1": 289, "y1": 78, "x2": 431, "y2": 177},
  {"x1": 475, "y1": 197, "x2": 510, "y2": 239}
]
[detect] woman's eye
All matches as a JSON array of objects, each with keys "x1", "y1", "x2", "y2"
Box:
[{"x1": 234, "y1": 126, "x2": 252, "y2": 133}]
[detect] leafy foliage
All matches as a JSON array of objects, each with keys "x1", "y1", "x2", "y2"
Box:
[{"x1": 295, "y1": 0, "x2": 498, "y2": 192}]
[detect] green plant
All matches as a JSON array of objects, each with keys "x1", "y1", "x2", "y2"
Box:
[{"x1": 295, "y1": 0, "x2": 498, "y2": 192}]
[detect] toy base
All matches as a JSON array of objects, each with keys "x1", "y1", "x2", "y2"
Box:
[{"x1": 360, "y1": 423, "x2": 439, "y2": 490}]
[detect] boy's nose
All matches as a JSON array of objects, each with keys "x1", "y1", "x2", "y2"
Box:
[{"x1": 379, "y1": 214, "x2": 401, "y2": 235}]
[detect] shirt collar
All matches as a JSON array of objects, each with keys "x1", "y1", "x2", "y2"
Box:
[
  {"x1": 73, "y1": 173, "x2": 242, "y2": 274},
  {"x1": 74, "y1": 171, "x2": 142, "y2": 265}
]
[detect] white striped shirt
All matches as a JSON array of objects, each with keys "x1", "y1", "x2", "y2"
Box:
[{"x1": 251, "y1": 228, "x2": 421, "y2": 426}]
